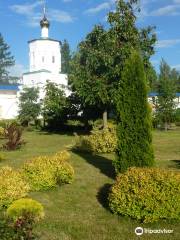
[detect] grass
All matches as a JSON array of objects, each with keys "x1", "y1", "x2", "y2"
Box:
[{"x1": 0, "y1": 129, "x2": 180, "y2": 240}]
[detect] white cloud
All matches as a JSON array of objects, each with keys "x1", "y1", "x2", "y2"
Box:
[
  {"x1": 85, "y1": 2, "x2": 110, "y2": 15},
  {"x1": 84, "y1": 1, "x2": 115, "y2": 15},
  {"x1": 49, "y1": 9, "x2": 74, "y2": 23},
  {"x1": 10, "y1": 1, "x2": 74, "y2": 27},
  {"x1": 10, "y1": 2, "x2": 42, "y2": 16},
  {"x1": 150, "y1": 5, "x2": 180, "y2": 16},
  {"x1": 156, "y1": 39, "x2": 180, "y2": 48}
]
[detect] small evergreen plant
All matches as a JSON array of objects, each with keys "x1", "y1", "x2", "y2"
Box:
[{"x1": 114, "y1": 50, "x2": 154, "y2": 173}]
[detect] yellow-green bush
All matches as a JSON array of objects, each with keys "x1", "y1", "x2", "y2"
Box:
[
  {"x1": 109, "y1": 167, "x2": 180, "y2": 223},
  {"x1": 0, "y1": 167, "x2": 29, "y2": 209},
  {"x1": 22, "y1": 151, "x2": 74, "y2": 191},
  {"x1": 0, "y1": 127, "x2": 5, "y2": 138},
  {"x1": 7, "y1": 198, "x2": 44, "y2": 239},
  {"x1": 74, "y1": 122, "x2": 117, "y2": 153},
  {"x1": 7, "y1": 198, "x2": 44, "y2": 222},
  {"x1": 0, "y1": 152, "x2": 6, "y2": 162},
  {"x1": 56, "y1": 163, "x2": 74, "y2": 185}
]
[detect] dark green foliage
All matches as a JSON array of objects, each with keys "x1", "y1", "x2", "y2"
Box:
[
  {"x1": 61, "y1": 40, "x2": 71, "y2": 74},
  {"x1": 42, "y1": 82, "x2": 68, "y2": 129},
  {"x1": 69, "y1": 0, "x2": 156, "y2": 127},
  {"x1": 156, "y1": 60, "x2": 177, "y2": 130},
  {"x1": 0, "y1": 218, "x2": 15, "y2": 240},
  {"x1": 174, "y1": 108, "x2": 180, "y2": 125},
  {"x1": 146, "y1": 64, "x2": 158, "y2": 91},
  {"x1": 18, "y1": 87, "x2": 41, "y2": 126},
  {"x1": 114, "y1": 51, "x2": 154, "y2": 173},
  {"x1": 109, "y1": 167, "x2": 180, "y2": 223},
  {"x1": 0, "y1": 33, "x2": 15, "y2": 83},
  {"x1": 3, "y1": 123, "x2": 25, "y2": 150}
]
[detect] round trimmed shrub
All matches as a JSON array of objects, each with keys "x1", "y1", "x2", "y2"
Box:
[
  {"x1": 0, "y1": 166, "x2": 29, "y2": 209},
  {"x1": 74, "y1": 122, "x2": 117, "y2": 153},
  {"x1": 22, "y1": 156, "x2": 57, "y2": 191},
  {"x1": 56, "y1": 163, "x2": 74, "y2": 185},
  {"x1": 22, "y1": 151, "x2": 74, "y2": 191},
  {"x1": 7, "y1": 198, "x2": 44, "y2": 240},
  {"x1": 6, "y1": 198, "x2": 44, "y2": 222},
  {"x1": 109, "y1": 167, "x2": 180, "y2": 223}
]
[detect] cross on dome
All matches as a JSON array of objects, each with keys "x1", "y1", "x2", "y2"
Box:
[{"x1": 40, "y1": 0, "x2": 50, "y2": 29}]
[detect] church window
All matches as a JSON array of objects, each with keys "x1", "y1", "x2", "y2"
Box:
[
  {"x1": 42, "y1": 56, "x2": 45, "y2": 62},
  {"x1": 52, "y1": 56, "x2": 55, "y2": 63}
]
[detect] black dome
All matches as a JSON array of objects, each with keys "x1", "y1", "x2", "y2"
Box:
[{"x1": 40, "y1": 16, "x2": 50, "y2": 28}]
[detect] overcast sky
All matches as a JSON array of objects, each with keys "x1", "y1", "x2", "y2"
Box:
[{"x1": 0, "y1": 0, "x2": 180, "y2": 76}]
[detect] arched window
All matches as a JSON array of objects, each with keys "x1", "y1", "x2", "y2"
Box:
[
  {"x1": 52, "y1": 56, "x2": 55, "y2": 63},
  {"x1": 42, "y1": 56, "x2": 45, "y2": 62}
]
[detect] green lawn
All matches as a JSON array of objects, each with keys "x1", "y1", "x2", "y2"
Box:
[{"x1": 0, "y1": 129, "x2": 180, "y2": 240}]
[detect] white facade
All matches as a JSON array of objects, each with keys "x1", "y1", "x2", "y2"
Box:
[
  {"x1": 0, "y1": 12, "x2": 69, "y2": 120},
  {"x1": 0, "y1": 90, "x2": 19, "y2": 119},
  {"x1": 29, "y1": 39, "x2": 61, "y2": 74}
]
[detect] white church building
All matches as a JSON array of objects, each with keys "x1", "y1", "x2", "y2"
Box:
[{"x1": 0, "y1": 9, "x2": 69, "y2": 120}]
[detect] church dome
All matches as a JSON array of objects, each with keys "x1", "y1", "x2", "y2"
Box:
[{"x1": 40, "y1": 16, "x2": 50, "y2": 28}]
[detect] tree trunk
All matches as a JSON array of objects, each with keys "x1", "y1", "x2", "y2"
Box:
[
  {"x1": 103, "y1": 109, "x2": 108, "y2": 129},
  {"x1": 164, "y1": 121, "x2": 168, "y2": 131}
]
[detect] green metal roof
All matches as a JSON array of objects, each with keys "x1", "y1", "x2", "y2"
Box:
[
  {"x1": 23, "y1": 69, "x2": 51, "y2": 75},
  {"x1": 28, "y1": 38, "x2": 61, "y2": 44}
]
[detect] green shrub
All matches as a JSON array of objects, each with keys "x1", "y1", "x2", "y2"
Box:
[
  {"x1": 56, "y1": 163, "x2": 74, "y2": 185},
  {"x1": 175, "y1": 108, "x2": 180, "y2": 126},
  {"x1": 22, "y1": 151, "x2": 74, "y2": 191},
  {"x1": 0, "y1": 152, "x2": 6, "y2": 161},
  {"x1": 0, "y1": 166, "x2": 29, "y2": 209},
  {"x1": 0, "y1": 218, "x2": 15, "y2": 240},
  {"x1": 7, "y1": 198, "x2": 44, "y2": 240},
  {"x1": 109, "y1": 167, "x2": 180, "y2": 223},
  {"x1": 114, "y1": 51, "x2": 154, "y2": 173},
  {"x1": 74, "y1": 122, "x2": 117, "y2": 153},
  {"x1": 0, "y1": 127, "x2": 5, "y2": 138},
  {"x1": 7, "y1": 198, "x2": 44, "y2": 222},
  {"x1": 22, "y1": 156, "x2": 57, "y2": 191}
]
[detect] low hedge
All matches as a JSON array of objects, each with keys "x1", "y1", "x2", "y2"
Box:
[
  {"x1": 0, "y1": 167, "x2": 29, "y2": 209},
  {"x1": 74, "y1": 122, "x2": 117, "y2": 153},
  {"x1": 22, "y1": 151, "x2": 74, "y2": 191},
  {"x1": 109, "y1": 167, "x2": 180, "y2": 223}
]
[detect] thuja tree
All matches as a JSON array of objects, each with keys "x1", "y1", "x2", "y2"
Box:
[{"x1": 114, "y1": 51, "x2": 154, "y2": 173}]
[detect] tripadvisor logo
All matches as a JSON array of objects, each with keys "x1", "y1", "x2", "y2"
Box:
[{"x1": 135, "y1": 227, "x2": 144, "y2": 236}]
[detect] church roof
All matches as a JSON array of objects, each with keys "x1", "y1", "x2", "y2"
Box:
[
  {"x1": 28, "y1": 38, "x2": 61, "y2": 44},
  {"x1": 148, "y1": 92, "x2": 180, "y2": 97},
  {"x1": 0, "y1": 85, "x2": 20, "y2": 91},
  {"x1": 23, "y1": 69, "x2": 51, "y2": 75}
]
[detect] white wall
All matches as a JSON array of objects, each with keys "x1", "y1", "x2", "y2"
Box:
[
  {"x1": 0, "y1": 93, "x2": 19, "y2": 119},
  {"x1": 29, "y1": 39, "x2": 61, "y2": 74}
]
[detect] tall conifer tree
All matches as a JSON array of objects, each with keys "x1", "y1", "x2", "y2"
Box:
[
  {"x1": 0, "y1": 33, "x2": 15, "y2": 83},
  {"x1": 114, "y1": 51, "x2": 154, "y2": 173},
  {"x1": 61, "y1": 40, "x2": 71, "y2": 74}
]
